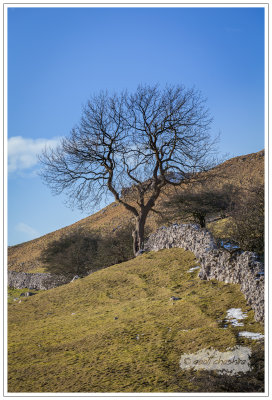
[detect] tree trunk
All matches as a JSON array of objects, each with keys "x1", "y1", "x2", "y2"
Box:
[
  {"x1": 198, "y1": 214, "x2": 206, "y2": 228},
  {"x1": 132, "y1": 215, "x2": 146, "y2": 256}
]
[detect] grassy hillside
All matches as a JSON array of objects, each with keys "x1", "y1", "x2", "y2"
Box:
[
  {"x1": 8, "y1": 248, "x2": 264, "y2": 393},
  {"x1": 8, "y1": 150, "x2": 264, "y2": 273}
]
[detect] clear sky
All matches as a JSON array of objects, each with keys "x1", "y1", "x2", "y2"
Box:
[{"x1": 7, "y1": 6, "x2": 265, "y2": 246}]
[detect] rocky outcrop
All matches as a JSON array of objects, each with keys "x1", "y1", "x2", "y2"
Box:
[
  {"x1": 145, "y1": 224, "x2": 264, "y2": 322},
  {"x1": 8, "y1": 271, "x2": 70, "y2": 290}
]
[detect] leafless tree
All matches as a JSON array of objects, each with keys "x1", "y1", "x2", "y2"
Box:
[
  {"x1": 39, "y1": 84, "x2": 217, "y2": 255},
  {"x1": 161, "y1": 184, "x2": 237, "y2": 228},
  {"x1": 230, "y1": 184, "x2": 264, "y2": 255}
]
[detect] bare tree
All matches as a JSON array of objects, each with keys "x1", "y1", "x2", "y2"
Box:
[
  {"x1": 39, "y1": 84, "x2": 217, "y2": 255},
  {"x1": 161, "y1": 184, "x2": 237, "y2": 228},
  {"x1": 230, "y1": 184, "x2": 264, "y2": 255}
]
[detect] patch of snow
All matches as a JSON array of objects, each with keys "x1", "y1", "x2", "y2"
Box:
[
  {"x1": 238, "y1": 331, "x2": 264, "y2": 340},
  {"x1": 225, "y1": 308, "x2": 247, "y2": 327},
  {"x1": 187, "y1": 266, "x2": 200, "y2": 273},
  {"x1": 227, "y1": 308, "x2": 247, "y2": 320}
]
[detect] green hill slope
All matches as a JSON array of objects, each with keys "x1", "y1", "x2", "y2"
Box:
[{"x1": 8, "y1": 248, "x2": 264, "y2": 393}]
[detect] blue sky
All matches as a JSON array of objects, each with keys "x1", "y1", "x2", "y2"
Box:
[{"x1": 8, "y1": 6, "x2": 265, "y2": 246}]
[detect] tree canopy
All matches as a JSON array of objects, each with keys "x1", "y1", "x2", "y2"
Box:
[{"x1": 39, "y1": 84, "x2": 217, "y2": 255}]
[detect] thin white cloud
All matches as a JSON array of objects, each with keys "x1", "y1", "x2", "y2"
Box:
[
  {"x1": 15, "y1": 222, "x2": 40, "y2": 239},
  {"x1": 8, "y1": 136, "x2": 61, "y2": 173}
]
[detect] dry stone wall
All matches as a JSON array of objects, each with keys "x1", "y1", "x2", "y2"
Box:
[
  {"x1": 8, "y1": 223, "x2": 264, "y2": 322},
  {"x1": 8, "y1": 271, "x2": 70, "y2": 290},
  {"x1": 145, "y1": 224, "x2": 264, "y2": 322}
]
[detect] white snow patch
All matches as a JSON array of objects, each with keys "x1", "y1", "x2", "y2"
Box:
[
  {"x1": 187, "y1": 266, "x2": 200, "y2": 273},
  {"x1": 225, "y1": 308, "x2": 247, "y2": 327},
  {"x1": 238, "y1": 331, "x2": 264, "y2": 340}
]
